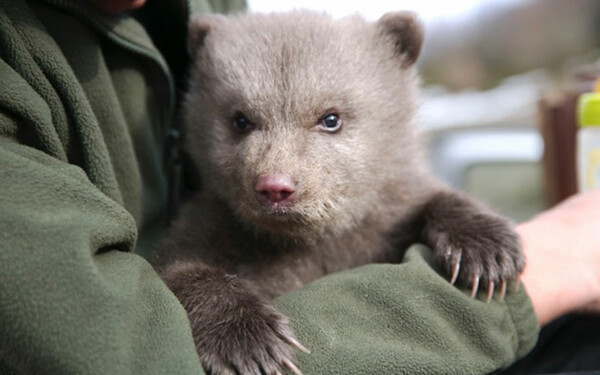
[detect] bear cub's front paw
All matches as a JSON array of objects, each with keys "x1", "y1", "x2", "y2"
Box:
[
  {"x1": 423, "y1": 192, "x2": 525, "y2": 301},
  {"x1": 197, "y1": 295, "x2": 306, "y2": 375},
  {"x1": 161, "y1": 262, "x2": 308, "y2": 375},
  {"x1": 434, "y1": 214, "x2": 524, "y2": 300}
]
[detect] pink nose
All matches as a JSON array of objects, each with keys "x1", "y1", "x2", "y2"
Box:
[{"x1": 255, "y1": 174, "x2": 296, "y2": 205}]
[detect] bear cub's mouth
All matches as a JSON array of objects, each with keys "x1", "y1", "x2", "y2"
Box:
[{"x1": 255, "y1": 193, "x2": 299, "y2": 219}]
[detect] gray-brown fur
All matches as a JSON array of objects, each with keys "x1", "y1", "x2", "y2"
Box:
[{"x1": 154, "y1": 10, "x2": 524, "y2": 375}]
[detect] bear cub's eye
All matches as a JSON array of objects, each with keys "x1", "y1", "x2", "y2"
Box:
[
  {"x1": 233, "y1": 113, "x2": 254, "y2": 133},
  {"x1": 318, "y1": 113, "x2": 342, "y2": 133}
]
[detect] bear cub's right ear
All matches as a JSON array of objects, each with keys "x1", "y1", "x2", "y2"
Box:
[
  {"x1": 188, "y1": 14, "x2": 224, "y2": 56},
  {"x1": 377, "y1": 11, "x2": 424, "y2": 68}
]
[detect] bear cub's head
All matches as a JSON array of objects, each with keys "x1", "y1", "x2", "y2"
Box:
[{"x1": 184, "y1": 11, "x2": 425, "y2": 239}]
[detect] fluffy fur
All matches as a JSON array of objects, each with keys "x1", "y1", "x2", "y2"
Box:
[{"x1": 154, "y1": 10, "x2": 524, "y2": 375}]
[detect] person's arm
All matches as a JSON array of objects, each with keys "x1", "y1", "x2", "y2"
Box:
[
  {"x1": 0, "y1": 135, "x2": 203, "y2": 374},
  {"x1": 518, "y1": 190, "x2": 600, "y2": 325},
  {"x1": 0, "y1": 2, "x2": 205, "y2": 370},
  {"x1": 274, "y1": 245, "x2": 538, "y2": 374}
]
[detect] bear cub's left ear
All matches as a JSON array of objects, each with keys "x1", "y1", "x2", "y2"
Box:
[
  {"x1": 377, "y1": 11, "x2": 424, "y2": 68},
  {"x1": 187, "y1": 14, "x2": 227, "y2": 57}
]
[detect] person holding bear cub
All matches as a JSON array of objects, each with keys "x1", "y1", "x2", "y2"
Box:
[{"x1": 0, "y1": 0, "x2": 598, "y2": 374}]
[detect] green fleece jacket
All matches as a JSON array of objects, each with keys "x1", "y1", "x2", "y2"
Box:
[{"x1": 0, "y1": 1, "x2": 538, "y2": 374}]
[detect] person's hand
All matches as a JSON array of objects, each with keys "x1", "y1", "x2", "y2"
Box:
[{"x1": 517, "y1": 190, "x2": 600, "y2": 325}]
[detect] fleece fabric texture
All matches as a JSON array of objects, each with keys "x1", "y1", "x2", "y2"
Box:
[
  {"x1": 0, "y1": 0, "x2": 538, "y2": 374},
  {"x1": 274, "y1": 245, "x2": 537, "y2": 374}
]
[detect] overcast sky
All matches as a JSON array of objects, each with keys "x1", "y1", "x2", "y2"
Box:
[{"x1": 248, "y1": 0, "x2": 529, "y2": 24}]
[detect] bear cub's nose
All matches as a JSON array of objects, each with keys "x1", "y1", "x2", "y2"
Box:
[{"x1": 255, "y1": 174, "x2": 296, "y2": 205}]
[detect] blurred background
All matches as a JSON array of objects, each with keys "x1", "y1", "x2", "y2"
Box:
[{"x1": 248, "y1": 0, "x2": 600, "y2": 222}]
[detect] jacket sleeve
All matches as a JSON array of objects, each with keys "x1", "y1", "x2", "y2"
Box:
[
  {"x1": 0, "y1": 3, "x2": 204, "y2": 370},
  {"x1": 0, "y1": 109, "x2": 203, "y2": 375},
  {"x1": 274, "y1": 245, "x2": 539, "y2": 374}
]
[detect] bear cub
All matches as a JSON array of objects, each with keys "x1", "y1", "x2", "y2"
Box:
[{"x1": 155, "y1": 10, "x2": 524, "y2": 375}]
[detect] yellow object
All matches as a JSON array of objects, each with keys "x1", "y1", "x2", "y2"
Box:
[
  {"x1": 578, "y1": 79, "x2": 600, "y2": 127},
  {"x1": 577, "y1": 79, "x2": 600, "y2": 191}
]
